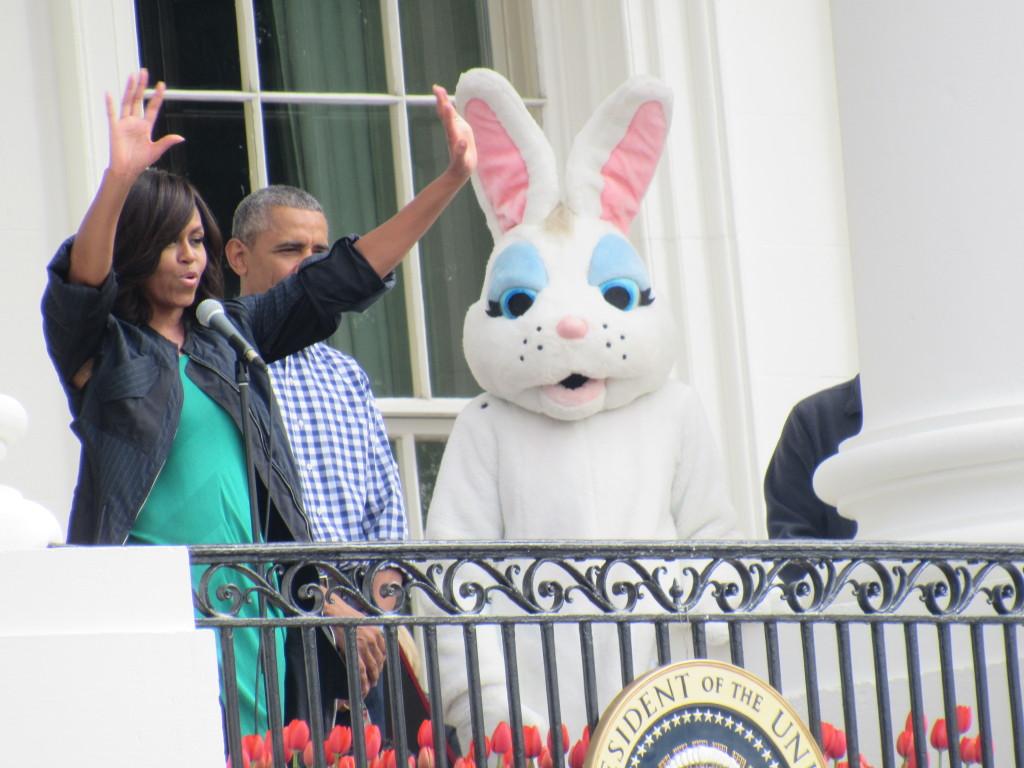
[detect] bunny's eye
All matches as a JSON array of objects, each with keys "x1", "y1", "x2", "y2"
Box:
[
  {"x1": 490, "y1": 287, "x2": 537, "y2": 318},
  {"x1": 485, "y1": 242, "x2": 547, "y2": 319},
  {"x1": 588, "y1": 234, "x2": 653, "y2": 311},
  {"x1": 600, "y1": 278, "x2": 641, "y2": 311}
]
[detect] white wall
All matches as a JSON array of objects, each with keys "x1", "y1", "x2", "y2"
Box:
[
  {"x1": 0, "y1": 1, "x2": 79, "y2": 529},
  {"x1": 816, "y1": 0, "x2": 1024, "y2": 541},
  {"x1": 0, "y1": 0, "x2": 138, "y2": 534},
  {"x1": 712, "y1": 0, "x2": 857, "y2": 489},
  {"x1": 2, "y1": 547, "x2": 226, "y2": 766}
]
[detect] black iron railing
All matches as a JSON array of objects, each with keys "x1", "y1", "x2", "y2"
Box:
[{"x1": 189, "y1": 541, "x2": 1024, "y2": 768}]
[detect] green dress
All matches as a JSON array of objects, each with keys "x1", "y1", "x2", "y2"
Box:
[{"x1": 129, "y1": 354, "x2": 286, "y2": 737}]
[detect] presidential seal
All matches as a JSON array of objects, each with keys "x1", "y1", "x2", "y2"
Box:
[{"x1": 586, "y1": 661, "x2": 825, "y2": 768}]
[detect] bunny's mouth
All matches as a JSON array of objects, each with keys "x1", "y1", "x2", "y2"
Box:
[
  {"x1": 541, "y1": 374, "x2": 606, "y2": 407},
  {"x1": 560, "y1": 373, "x2": 590, "y2": 390}
]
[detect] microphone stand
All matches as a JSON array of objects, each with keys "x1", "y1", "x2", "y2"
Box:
[
  {"x1": 235, "y1": 357, "x2": 261, "y2": 542},
  {"x1": 234, "y1": 356, "x2": 287, "y2": 768}
]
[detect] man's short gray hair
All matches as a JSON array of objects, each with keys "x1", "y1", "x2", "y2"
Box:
[{"x1": 232, "y1": 185, "x2": 324, "y2": 244}]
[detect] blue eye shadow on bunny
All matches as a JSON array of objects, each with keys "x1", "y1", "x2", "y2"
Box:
[
  {"x1": 588, "y1": 234, "x2": 654, "y2": 311},
  {"x1": 485, "y1": 242, "x2": 548, "y2": 318}
]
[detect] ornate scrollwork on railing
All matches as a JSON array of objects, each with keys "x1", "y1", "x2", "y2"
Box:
[
  {"x1": 845, "y1": 558, "x2": 910, "y2": 614},
  {"x1": 192, "y1": 561, "x2": 291, "y2": 618},
  {"x1": 982, "y1": 560, "x2": 1024, "y2": 615},
  {"x1": 188, "y1": 543, "x2": 1024, "y2": 623}
]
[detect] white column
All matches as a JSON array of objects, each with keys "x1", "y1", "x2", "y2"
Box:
[
  {"x1": 816, "y1": 0, "x2": 1024, "y2": 542},
  {"x1": 0, "y1": 547, "x2": 225, "y2": 767}
]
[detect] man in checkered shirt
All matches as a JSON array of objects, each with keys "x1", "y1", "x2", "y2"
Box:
[{"x1": 226, "y1": 185, "x2": 407, "y2": 725}]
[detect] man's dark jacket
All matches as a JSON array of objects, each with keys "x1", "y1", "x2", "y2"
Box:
[{"x1": 764, "y1": 375, "x2": 862, "y2": 539}]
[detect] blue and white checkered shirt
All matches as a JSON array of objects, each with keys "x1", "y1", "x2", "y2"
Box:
[{"x1": 269, "y1": 342, "x2": 407, "y2": 542}]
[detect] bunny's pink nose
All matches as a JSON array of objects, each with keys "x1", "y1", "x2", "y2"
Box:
[{"x1": 556, "y1": 316, "x2": 589, "y2": 339}]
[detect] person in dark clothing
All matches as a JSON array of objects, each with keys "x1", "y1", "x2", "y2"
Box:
[{"x1": 764, "y1": 375, "x2": 862, "y2": 539}]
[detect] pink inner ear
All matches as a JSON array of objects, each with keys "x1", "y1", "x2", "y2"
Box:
[
  {"x1": 465, "y1": 98, "x2": 528, "y2": 233},
  {"x1": 599, "y1": 101, "x2": 668, "y2": 233}
]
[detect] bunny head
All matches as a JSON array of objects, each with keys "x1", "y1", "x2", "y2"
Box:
[{"x1": 456, "y1": 68, "x2": 675, "y2": 421}]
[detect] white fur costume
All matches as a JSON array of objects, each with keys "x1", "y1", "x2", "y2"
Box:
[{"x1": 423, "y1": 69, "x2": 740, "y2": 745}]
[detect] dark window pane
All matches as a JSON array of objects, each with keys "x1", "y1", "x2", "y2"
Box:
[
  {"x1": 263, "y1": 104, "x2": 396, "y2": 231},
  {"x1": 152, "y1": 100, "x2": 250, "y2": 296},
  {"x1": 408, "y1": 107, "x2": 486, "y2": 398},
  {"x1": 136, "y1": 0, "x2": 241, "y2": 89},
  {"x1": 264, "y1": 103, "x2": 412, "y2": 396},
  {"x1": 399, "y1": 0, "x2": 491, "y2": 94},
  {"x1": 414, "y1": 439, "x2": 447, "y2": 526},
  {"x1": 254, "y1": 0, "x2": 387, "y2": 92},
  {"x1": 325, "y1": 280, "x2": 413, "y2": 397}
]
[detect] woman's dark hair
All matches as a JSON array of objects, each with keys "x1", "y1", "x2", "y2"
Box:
[{"x1": 112, "y1": 168, "x2": 224, "y2": 325}]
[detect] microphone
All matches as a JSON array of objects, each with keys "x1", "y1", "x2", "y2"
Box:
[{"x1": 196, "y1": 299, "x2": 267, "y2": 370}]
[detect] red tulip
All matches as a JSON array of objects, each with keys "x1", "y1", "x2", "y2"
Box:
[
  {"x1": 365, "y1": 724, "x2": 383, "y2": 761},
  {"x1": 820, "y1": 722, "x2": 847, "y2": 760},
  {"x1": 327, "y1": 725, "x2": 353, "y2": 759},
  {"x1": 417, "y1": 746, "x2": 435, "y2": 768},
  {"x1": 581, "y1": 725, "x2": 590, "y2": 748},
  {"x1": 930, "y1": 718, "x2": 949, "y2": 750},
  {"x1": 895, "y1": 730, "x2": 914, "y2": 758},
  {"x1": 960, "y1": 735, "x2": 983, "y2": 764},
  {"x1": 956, "y1": 705, "x2": 972, "y2": 734},
  {"x1": 523, "y1": 725, "x2": 543, "y2": 758},
  {"x1": 264, "y1": 731, "x2": 293, "y2": 764},
  {"x1": 959, "y1": 736, "x2": 975, "y2": 764},
  {"x1": 832, "y1": 728, "x2": 847, "y2": 760},
  {"x1": 383, "y1": 748, "x2": 398, "y2": 768},
  {"x1": 837, "y1": 756, "x2": 873, "y2": 768},
  {"x1": 242, "y1": 734, "x2": 265, "y2": 762},
  {"x1": 547, "y1": 724, "x2": 570, "y2": 754},
  {"x1": 906, "y1": 750, "x2": 929, "y2": 768},
  {"x1": 260, "y1": 733, "x2": 275, "y2": 764},
  {"x1": 468, "y1": 735, "x2": 492, "y2": 761},
  {"x1": 453, "y1": 758, "x2": 476, "y2": 768},
  {"x1": 339, "y1": 757, "x2": 357, "y2": 768},
  {"x1": 569, "y1": 739, "x2": 588, "y2": 768},
  {"x1": 492, "y1": 722, "x2": 513, "y2": 755},
  {"x1": 418, "y1": 720, "x2": 434, "y2": 750},
  {"x1": 540, "y1": 747, "x2": 554, "y2": 768},
  {"x1": 820, "y1": 722, "x2": 834, "y2": 752},
  {"x1": 285, "y1": 719, "x2": 311, "y2": 753},
  {"x1": 302, "y1": 741, "x2": 315, "y2": 768},
  {"x1": 904, "y1": 712, "x2": 928, "y2": 736}
]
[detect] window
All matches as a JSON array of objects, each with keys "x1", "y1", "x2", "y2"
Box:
[{"x1": 135, "y1": 0, "x2": 539, "y2": 532}]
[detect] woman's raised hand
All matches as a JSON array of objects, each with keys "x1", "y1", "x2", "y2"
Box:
[
  {"x1": 67, "y1": 69, "x2": 185, "y2": 288},
  {"x1": 434, "y1": 84, "x2": 476, "y2": 182},
  {"x1": 105, "y1": 69, "x2": 184, "y2": 179}
]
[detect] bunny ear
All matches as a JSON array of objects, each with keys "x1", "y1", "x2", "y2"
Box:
[
  {"x1": 455, "y1": 69, "x2": 560, "y2": 240},
  {"x1": 565, "y1": 76, "x2": 673, "y2": 234}
]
